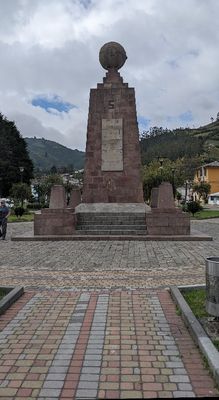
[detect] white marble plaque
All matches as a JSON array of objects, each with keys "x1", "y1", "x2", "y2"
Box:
[{"x1": 101, "y1": 118, "x2": 123, "y2": 171}]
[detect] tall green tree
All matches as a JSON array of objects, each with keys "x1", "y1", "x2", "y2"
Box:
[
  {"x1": 32, "y1": 174, "x2": 63, "y2": 205},
  {"x1": 10, "y1": 183, "x2": 32, "y2": 207},
  {"x1": 0, "y1": 113, "x2": 34, "y2": 196},
  {"x1": 142, "y1": 158, "x2": 198, "y2": 202}
]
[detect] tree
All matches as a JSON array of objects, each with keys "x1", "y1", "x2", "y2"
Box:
[
  {"x1": 50, "y1": 165, "x2": 57, "y2": 174},
  {"x1": 0, "y1": 113, "x2": 34, "y2": 196},
  {"x1": 176, "y1": 191, "x2": 182, "y2": 204},
  {"x1": 142, "y1": 159, "x2": 186, "y2": 202},
  {"x1": 32, "y1": 174, "x2": 63, "y2": 205},
  {"x1": 10, "y1": 183, "x2": 32, "y2": 207},
  {"x1": 192, "y1": 182, "x2": 211, "y2": 203}
]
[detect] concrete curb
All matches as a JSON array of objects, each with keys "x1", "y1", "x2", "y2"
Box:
[
  {"x1": 11, "y1": 234, "x2": 213, "y2": 241},
  {"x1": 0, "y1": 286, "x2": 24, "y2": 315},
  {"x1": 170, "y1": 285, "x2": 219, "y2": 386}
]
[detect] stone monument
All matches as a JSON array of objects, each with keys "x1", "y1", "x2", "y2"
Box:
[
  {"x1": 82, "y1": 41, "x2": 144, "y2": 203},
  {"x1": 32, "y1": 43, "x2": 191, "y2": 238}
]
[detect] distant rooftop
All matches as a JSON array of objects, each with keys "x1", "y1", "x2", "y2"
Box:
[{"x1": 202, "y1": 161, "x2": 219, "y2": 168}]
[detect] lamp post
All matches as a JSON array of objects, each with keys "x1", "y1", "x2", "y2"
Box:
[
  {"x1": 19, "y1": 166, "x2": 24, "y2": 183},
  {"x1": 171, "y1": 168, "x2": 175, "y2": 198},
  {"x1": 158, "y1": 158, "x2": 164, "y2": 177},
  {"x1": 185, "y1": 180, "x2": 191, "y2": 202}
]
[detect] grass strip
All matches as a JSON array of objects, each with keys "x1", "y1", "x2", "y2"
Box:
[{"x1": 182, "y1": 288, "x2": 219, "y2": 350}]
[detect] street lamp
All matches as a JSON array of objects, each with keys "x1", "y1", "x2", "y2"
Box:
[
  {"x1": 158, "y1": 157, "x2": 164, "y2": 176},
  {"x1": 19, "y1": 166, "x2": 24, "y2": 183},
  {"x1": 171, "y1": 168, "x2": 176, "y2": 198},
  {"x1": 185, "y1": 180, "x2": 191, "y2": 202}
]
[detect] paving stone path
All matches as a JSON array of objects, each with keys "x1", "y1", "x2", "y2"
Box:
[{"x1": 0, "y1": 220, "x2": 219, "y2": 398}]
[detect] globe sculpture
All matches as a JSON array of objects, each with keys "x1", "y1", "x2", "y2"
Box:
[{"x1": 99, "y1": 41, "x2": 127, "y2": 71}]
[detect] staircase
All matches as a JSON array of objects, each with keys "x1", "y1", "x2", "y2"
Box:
[{"x1": 76, "y1": 212, "x2": 147, "y2": 235}]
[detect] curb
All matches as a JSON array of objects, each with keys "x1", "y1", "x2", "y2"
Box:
[
  {"x1": 0, "y1": 286, "x2": 24, "y2": 315},
  {"x1": 11, "y1": 234, "x2": 213, "y2": 241},
  {"x1": 170, "y1": 285, "x2": 219, "y2": 386}
]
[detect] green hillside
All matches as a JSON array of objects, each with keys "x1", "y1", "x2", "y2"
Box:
[
  {"x1": 25, "y1": 137, "x2": 85, "y2": 171},
  {"x1": 191, "y1": 120, "x2": 219, "y2": 149},
  {"x1": 140, "y1": 120, "x2": 219, "y2": 165}
]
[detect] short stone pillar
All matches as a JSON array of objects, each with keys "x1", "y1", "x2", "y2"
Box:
[
  {"x1": 69, "y1": 189, "x2": 81, "y2": 209},
  {"x1": 34, "y1": 184, "x2": 75, "y2": 236},
  {"x1": 155, "y1": 182, "x2": 175, "y2": 209},
  {"x1": 49, "y1": 185, "x2": 67, "y2": 209},
  {"x1": 146, "y1": 182, "x2": 190, "y2": 235}
]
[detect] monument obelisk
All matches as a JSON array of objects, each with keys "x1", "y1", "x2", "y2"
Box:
[{"x1": 82, "y1": 42, "x2": 144, "y2": 203}]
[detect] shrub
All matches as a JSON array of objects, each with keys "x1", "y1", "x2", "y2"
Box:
[
  {"x1": 186, "y1": 200, "x2": 203, "y2": 216},
  {"x1": 26, "y1": 203, "x2": 42, "y2": 210},
  {"x1": 14, "y1": 207, "x2": 25, "y2": 218}
]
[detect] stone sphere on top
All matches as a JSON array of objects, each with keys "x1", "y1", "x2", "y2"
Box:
[{"x1": 99, "y1": 41, "x2": 127, "y2": 71}]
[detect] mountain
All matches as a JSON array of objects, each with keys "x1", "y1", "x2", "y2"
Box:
[
  {"x1": 24, "y1": 137, "x2": 85, "y2": 171},
  {"x1": 191, "y1": 120, "x2": 219, "y2": 147},
  {"x1": 140, "y1": 120, "x2": 219, "y2": 165}
]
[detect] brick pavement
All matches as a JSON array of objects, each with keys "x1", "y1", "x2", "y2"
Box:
[
  {"x1": 0, "y1": 220, "x2": 218, "y2": 398},
  {"x1": 0, "y1": 290, "x2": 218, "y2": 399}
]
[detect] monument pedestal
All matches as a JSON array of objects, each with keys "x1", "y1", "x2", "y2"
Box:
[
  {"x1": 146, "y1": 182, "x2": 190, "y2": 235},
  {"x1": 34, "y1": 185, "x2": 76, "y2": 236},
  {"x1": 146, "y1": 209, "x2": 190, "y2": 235},
  {"x1": 34, "y1": 208, "x2": 75, "y2": 236}
]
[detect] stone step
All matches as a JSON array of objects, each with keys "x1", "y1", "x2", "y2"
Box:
[
  {"x1": 76, "y1": 219, "x2": 146, "y2": 225},
  {"x1": 75, "y1": 229, "x2": 147, "y2": 235},
  {"x1": 76, "y1": 224, "x2": 146, "y2": 231},
  {"x1": 76, "y1": 212, "x2": 146, "y2": 219}
]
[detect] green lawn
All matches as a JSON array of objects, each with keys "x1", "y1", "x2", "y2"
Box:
[
  {"x1": 8, "y1": 213, "x2": 34, "y2": 223},
  {"x1": 182, "y1": 288, "x2": 219, "y2": 350},
  {"x1": 0, "y1": 288, "x2": 7, "y2": 301},
  {"x1": 182, "y1": 288, "x2": 208, "y2": 318},
  {"x1": 193, "y1": 210, "x2": 219, "y2": 219}
]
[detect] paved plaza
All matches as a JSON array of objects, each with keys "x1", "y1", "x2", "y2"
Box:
[
  {"x1": 0, "y1": 220, "x2": 219, "y2": 398},
  {"x1": 1, "y1": 220, "x2": 219, "y2": 290}
]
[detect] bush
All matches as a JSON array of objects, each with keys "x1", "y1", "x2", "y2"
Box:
[
  {"x1": 186, "y1": 200, "x2": 203, "y2": 216},
  {"x1": 26, "y1": 203, "x2": 42, "y2": 210},
  {"x1": 14, "y1": 207, "x2": 25, "y2": 218},
  {"x1": 181, "y1": 203, "x2": 187, "y2": 212}
]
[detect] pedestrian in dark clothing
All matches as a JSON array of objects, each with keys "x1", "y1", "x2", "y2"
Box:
[{"x1": 0, "y1": 200, "x2": 10, "y2": 240}]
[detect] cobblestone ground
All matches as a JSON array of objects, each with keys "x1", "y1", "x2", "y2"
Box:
[
  {"x1": 0, "y1": 220, "x2": 219, "y2": 290},
  {"x1": 0, "y1": 221, "x2": 218, "y2": 398}
]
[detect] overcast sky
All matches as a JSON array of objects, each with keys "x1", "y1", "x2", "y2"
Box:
[{"x1": 1, "y1": 0, "x2": 219, "y2": 151}]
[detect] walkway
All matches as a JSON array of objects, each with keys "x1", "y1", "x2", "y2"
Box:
[{"x1": 0, "y1": 220, "x2": 219, "y2": 398}]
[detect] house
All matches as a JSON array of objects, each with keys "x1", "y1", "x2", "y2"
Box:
[
  {"x1": 208, "y1": 192, "x2": 219, "y2": 205},
  {"x1": 194, "y1": 161, "x2": 219, "y2": 195}
]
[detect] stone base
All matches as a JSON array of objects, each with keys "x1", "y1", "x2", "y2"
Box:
[
  {"x1": 146, "y1": 209, "x2": 190, "y2": 236},
  {"x1": 12, "y1": 232, "x2": 212, "y2": 241},
  {"x1": 34, "y1": 208, "x2": 75, "y2": 236},
  {"x1": 75, "y1": 203, "x2": 151, "y2": 213}
]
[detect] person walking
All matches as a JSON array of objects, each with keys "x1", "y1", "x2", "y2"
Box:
[{"x1": 0, "y1": 200, "x2": 10, "y2": 240}]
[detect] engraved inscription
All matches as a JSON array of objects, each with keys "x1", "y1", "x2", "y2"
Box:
[
  {"x1": 108, "y1": 100, "x2": 114, "y2": 109},
  {"x1": 101, "y1": 118, "x2": 123, "y2": 171}
]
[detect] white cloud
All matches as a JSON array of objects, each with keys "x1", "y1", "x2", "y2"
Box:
[{"x1": 0, "y1": 0, "x2": 219, "y2": 150}]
